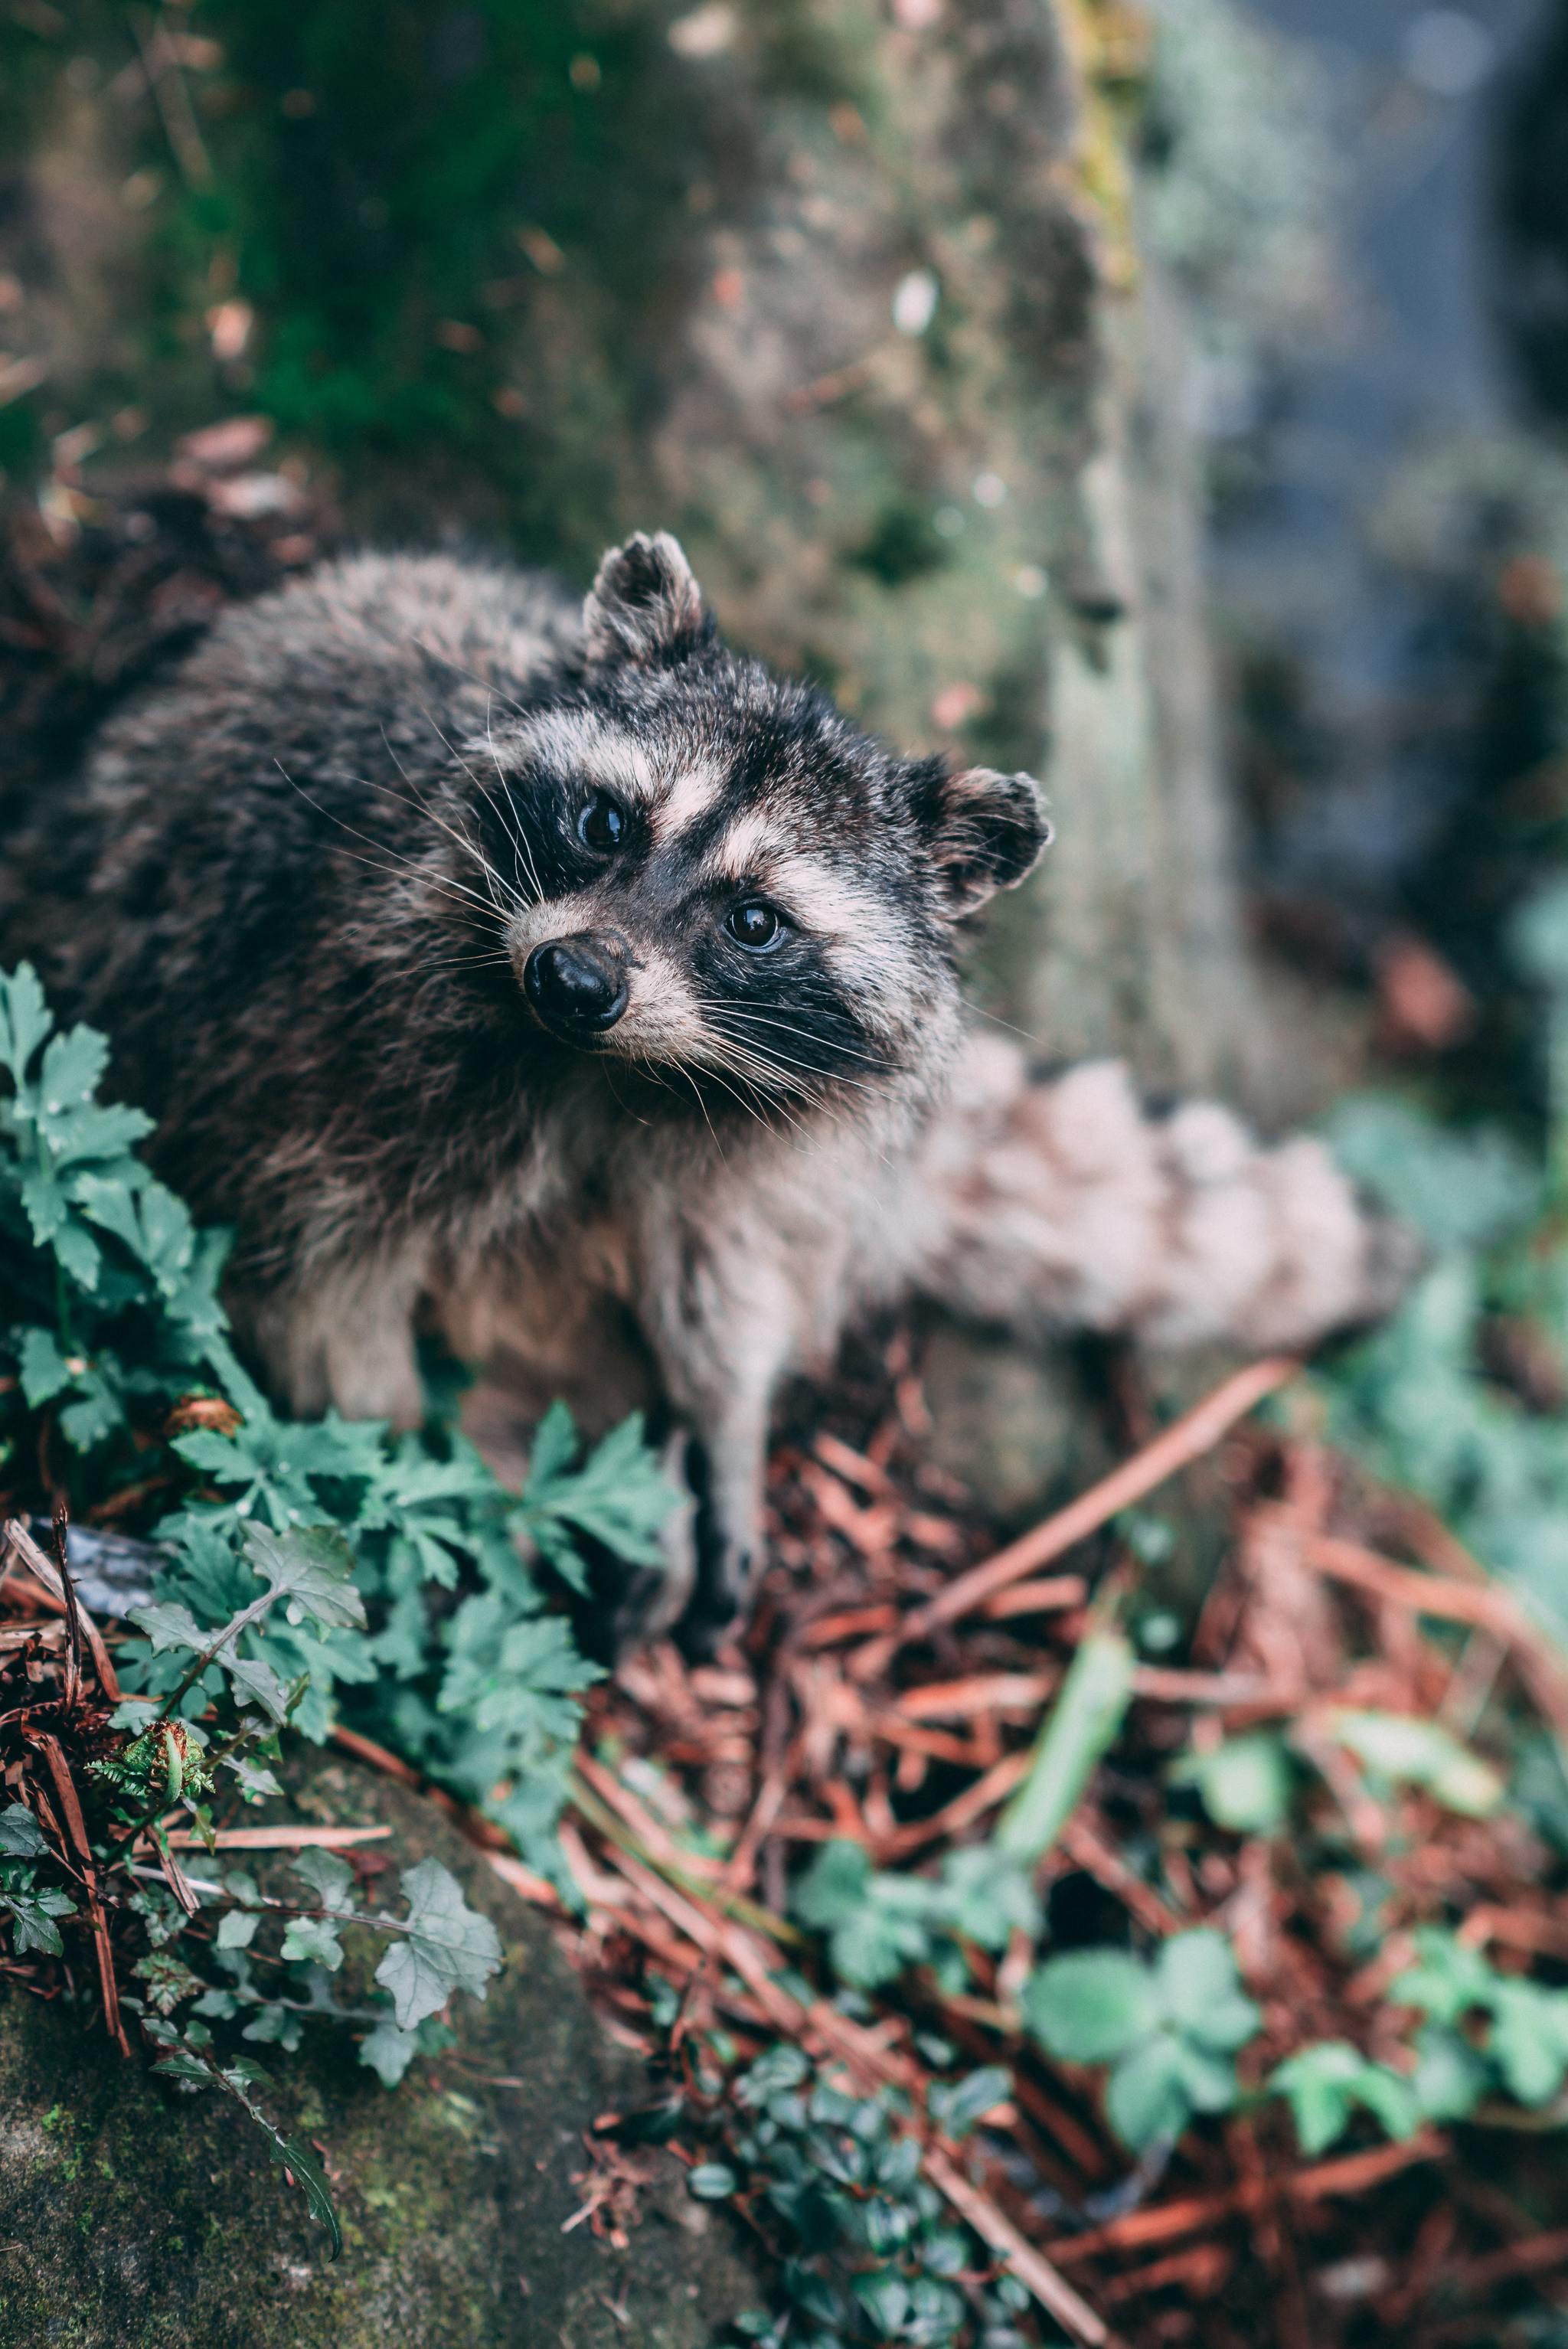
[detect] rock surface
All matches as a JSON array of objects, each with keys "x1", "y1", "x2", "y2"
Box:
[{"x1": 0, "y1": 1761, "x2": 757, "y2": 2349}]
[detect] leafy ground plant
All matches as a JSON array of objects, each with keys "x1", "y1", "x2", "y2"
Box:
[{"x1": 0, "y1": 962, "x2": 672, "y2": 2248}]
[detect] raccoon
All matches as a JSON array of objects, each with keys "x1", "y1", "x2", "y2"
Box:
[{"x1": 0, "y1": 533, "x2": 1407, "y2": 1645}]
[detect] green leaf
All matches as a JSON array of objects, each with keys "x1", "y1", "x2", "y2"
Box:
[
  {"x1": 216, "y1": 1909, "x2": 260, "y2": 1952},
  {"x1": 1411, "y1": 2023, "x2": 1489, "y2": 2122},
  {"x1": 1327, "y1": 1710, "x2": 1503, "y2": 1818},
  {"x1": 224, "y1": 1653, "x2": 291, "y2": 1723},
  {"x1": 0, "y1": 1804, "x2": 47, "y2": 1857},
  {"x1": 241, "y1": 1523, "x2": 367, "y2": 1632},
  {"x1": 133, "y1": 1951, "x2": 205, "y2": 2014},
  {"x1": 1489, "y1": 1983, "x2": 1568, "y2": 2106},
  {"x1": 2, "y1": 1881, "x2": 77, "y2": 1955},
  {"x1": 1171, "y1": 1733, "x2": 1292, "y2": 1834},
  {"x1": 1390, "y1": 1927, "x2": 1498, "y2": 2024},
  {"x1": 0, "y1": 962, "x2": 53, "y2": 1076},
  {"x1": 1269, "y1": 2043, "x2": 1421, "y2": 2157},
  {"x1": 1155, "y1": 1931, "x2": 1260, "y2": 2054},
  {"x1": 280, "y1": 1915, "x2": 345, "y2": 1971},
  {"x1": 270, "y1": 2135, "x2": 342, "y2": 2259},
  {"x1": 128, "y1": 1599, "x2": 207, "y2": 1655},
  {"x1": 358, "y1": 2018, "x2": 422, "y2": 2089},
  {"x1": 521, "y1": 1404, "x2": 677, "y2": 1573},
  {"x1": 793, "y1": 1840, "x2": 872, "y2": 1930},
  {"x1": 926, "y1": 2066, "x2": 1011, "y2": 2140},
  {"x1": 374, "y1": 1859, "x2": 502, "y2": 2029},
  {"x1": 1106, "y1": 2034, "x2": 1189, "y2": 2150},
  {"x1": 291, "y1": 1848, "x2": 354, "y2": 1910},
  {"x1": 995, "y1": 1631, "x2": 1135, "y2": 1861},
  {"x1": 225, "y1": 1757, "x2": 284, "y2": 1802},
  {"x1": 17, "y1": 1325, "x2": 74, "y2": 1407},
  {"x1": 1022, "y1": 1949, "x2": 1157, "y2": 2065},
  {"x1": 152, "y1": 2050, "x2": 214, "y2": 2088},
  {"x1": 688, "y1": 2163, "x2": 739, "y2": 2200}
]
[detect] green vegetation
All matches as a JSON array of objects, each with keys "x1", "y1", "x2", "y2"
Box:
[{"x1": 0, "y1": 960, "x2": 673, "y2": 2249}]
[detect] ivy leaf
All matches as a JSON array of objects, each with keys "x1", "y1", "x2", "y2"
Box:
[
  {"x1": 291, "y1": 1848, "x2": 354, "y2": 1910},
  {"x1": 0, "y1": 1804, "x2": 47, "y2": 1857},
  {"x1": 374, "y1": 1859, "x2": 502, "y2": 2030},
  {"x1": 2, "y1": 1878, "x2": 77, "y2": 1955},
  {"x1": 216, "y1": 1909, "x2": 260, "y2": 1952},
  {"x1": 133, "y1": 1951, "x2": 205, "y2": 2014},
  {"x1": 280, "y1": 1915, "x2": 345, "y2": 1972},
  {"x1": 358, "y1": 2018, "x2": 422, "y2": 2089}
]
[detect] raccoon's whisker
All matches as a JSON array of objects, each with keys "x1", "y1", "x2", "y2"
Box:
[
  {"x1": 414, "y1": 704, "x2": 537, "y2": 911},
  {"x1": 668, "y1": 1065, "x2": 731, "y2": 1159},
  {"x1": 276, "y1": 766, "x2": 511, "y2": 931},
  {"x1": 707, "y1": 1018, "x2": 883, "y2": 1096},
  {"x1": 480, "y1": 702, "x2": 546, "y2": 908},
  {"x1": 690, "y1": 1005, "x2": 892, "y2": 1085},
  {"x1": 352, "y1": 760, "x2": 525, "y2": 917},
  {"x1": 394, "y1": 738, "x2": 517, "y2": 922},
  {"x1": 961, "y1": 995, "x2": 1045, "y2": 1049},
  {"x1": 417, "y1": 949, "x2": 516, "y2": 976}
]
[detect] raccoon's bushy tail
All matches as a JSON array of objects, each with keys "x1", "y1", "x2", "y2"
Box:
[{"x1": 903, "y1": 1037, "x2": 1416, "y2": 1356}]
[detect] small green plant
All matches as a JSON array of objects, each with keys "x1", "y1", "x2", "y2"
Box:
[
  {"x1": 791, "y1": 1839, "x2": 1040, "y2": 1995},
  {"x1": 1268, "y1": 2043, "x2": 1423, "y2": 2158},
  {"x1": 644, "y1": 2041, "x2": 1034, "y2": 2349},
  {"x1": 0, "y1": 962, "x2": 675, "y2": 2249},
  {"x1": 1021, "y1": 1931, "x2": 1261, "y2": 2152}
]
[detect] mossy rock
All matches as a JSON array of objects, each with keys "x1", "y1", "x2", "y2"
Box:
[{"x1": 0, "y1": 1761, "x2": 758, "y2": 2348}]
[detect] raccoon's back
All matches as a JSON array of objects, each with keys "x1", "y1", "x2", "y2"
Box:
[{"x1": 0, "y1": 550, "x2": 579, "y2": 1040}]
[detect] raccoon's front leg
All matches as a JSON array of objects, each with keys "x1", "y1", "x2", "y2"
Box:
[{"x1": 634, "y1": 1220, "x2": 804, "y2": 1653}]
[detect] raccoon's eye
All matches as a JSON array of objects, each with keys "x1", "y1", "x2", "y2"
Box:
[
  {"x1": 577, "y1": 790, "x2": 627, "y2": 854},
  {"x1": 726, "y1": 900, "x2": 785, "y2": 952}
]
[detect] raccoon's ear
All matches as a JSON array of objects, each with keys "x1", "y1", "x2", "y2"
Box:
[
  {"x1": 583, "y1": 531, "x2": 708, "y2": 664},
  {"x1": 914, "y1": 762, "x2": 1053, "y2": 919}
]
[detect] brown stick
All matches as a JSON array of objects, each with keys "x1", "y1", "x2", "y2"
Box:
[
  {"x1": 1308, "y1": 1534, "x2": 1568, "y2": 1739},
  {"x1": 851, "y1": 1357, "x2": 1299, "y2": 1678},
  {"x1": 33, "y1": 1733, "x2": 129, "y2": 2054},
  {"x1": 925, "y1": 2147, "x2": 1123, "y2": 2348},
  {"x1": 1044, "y1": 2131, "x2": 1446, "y2": 2264}
]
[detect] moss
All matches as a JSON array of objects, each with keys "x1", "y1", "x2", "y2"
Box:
[{"x1": 0, "y1": 1761, "x2": 756, "y2": 2347}]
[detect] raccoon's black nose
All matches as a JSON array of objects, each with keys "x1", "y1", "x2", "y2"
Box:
[{"x1": 524, "y1": 936, "x2": 629, "y2": 1037}]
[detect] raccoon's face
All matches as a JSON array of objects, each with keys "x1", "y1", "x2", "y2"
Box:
[{"x1": 469, "y1": 534, "x2": 1050, "y2": 1121}]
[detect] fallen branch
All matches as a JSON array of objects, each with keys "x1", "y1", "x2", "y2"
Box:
[{"x1": 851, "y1": 1357, "x2": 1299, "y2": 1677}]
